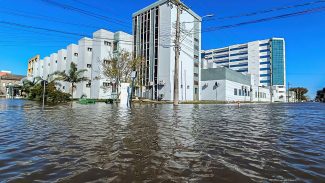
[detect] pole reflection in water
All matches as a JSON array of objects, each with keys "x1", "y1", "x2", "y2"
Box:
[{"x1": 0, "y1": 99, "x2": 324, "y2": 182}]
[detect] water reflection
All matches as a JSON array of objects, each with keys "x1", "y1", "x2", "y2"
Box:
[{"x1": 0, "y1": 99, "x2": 324, "y2": 182}]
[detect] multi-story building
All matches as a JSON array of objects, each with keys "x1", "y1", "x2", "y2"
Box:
[
  {"x1": 29, "y1": 29, "x2": 133, "y2": 100},
  {"x1": 27, "y1": 55, "x2": 40, "y2": 78},
  {"x1": 132, "y1": 0, "x2": 201, "y2": 101},
  {"x1": 202, "y1": 38, "x2": 286, "y2": 102},
  {"x1": 76, "y1": 38, "x2": 93, "y2": 99},
  {"x1": 90, "y1": 30, "x2": 133, "y2": 99}
]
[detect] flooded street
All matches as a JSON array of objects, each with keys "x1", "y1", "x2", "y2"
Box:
[{"x1": 0, "y1": 99, "x2": 324, "y2": 182}]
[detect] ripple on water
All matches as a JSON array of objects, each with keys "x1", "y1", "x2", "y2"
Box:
[{"x1": 0, "y1": 99, "x2": 324, "y2": 182}]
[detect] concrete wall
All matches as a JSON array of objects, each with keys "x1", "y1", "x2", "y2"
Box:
[
  {"x1": 43, "y1": 57, "x2": 50, "y2": 80},
  {"x1": 66, "y1": 44, "x2": 79, "y2": 97},
  {"x1": 91, "y1": 29, "x2": 115, "y2": 99},
  {"x1": 76, "y1": 38, "x2": 93, "y2": 98}
]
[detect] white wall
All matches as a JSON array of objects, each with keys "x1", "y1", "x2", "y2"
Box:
[
  {"x1": 49, "y1": 53, "x2": 58, "y2": 76},
  {"x1": 57, "y1": 49, "x2": 67, "y2": 92},
  {"x1": 77, "y1": 38, "x2": 92, "y2": 98},
  {"x1": 66, "y1": 44, "x2": 79, "y2": 98},
  {"x1": 91, "y1": 29, "x2": 115, "y2": 99},
  {"x1": 43, "y1": 57, "x2": 50, "y2": 80},
  {"x1": 156, "y1": 3, "x2": 200, "y2": 101}
]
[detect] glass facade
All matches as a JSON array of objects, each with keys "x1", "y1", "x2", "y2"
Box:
[{"x1": 271, "y1": 39, "x2": 285, "y2": 85}]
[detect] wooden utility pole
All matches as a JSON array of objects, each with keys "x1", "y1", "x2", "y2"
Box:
[{"x1": 173, "y1": 0, "x2": 182, "y2": 105}]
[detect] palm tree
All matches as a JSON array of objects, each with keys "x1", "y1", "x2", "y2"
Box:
[
  {"x1": 53, "y1": 62, "x2": 88, "y2": 99},
  {"x1": 22, "y1": 76, "x2": 42, "y2": 98}
]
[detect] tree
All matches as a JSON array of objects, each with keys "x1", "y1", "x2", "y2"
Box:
[
  {"x1": 289, "y1": 87, "x2": 308, "y2": 101},
  {"x1": 101, "y1": 50, "x2": 144, "y2": 99},
  {"x1": 22, "y1": 76, "x2": 42, "y2": 98},
  {"x1": 53, "y1": 62, "x2": 88, "y2": 99}
]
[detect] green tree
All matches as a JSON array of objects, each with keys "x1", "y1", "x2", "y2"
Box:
[
  {"x1": 53, "y1": 62, "x2": 88, "y2": 99},
  {"x1": 101, "y1": 50, "x2": 144, "y2": 99},
  {"x1": 22, "y1": 76, "x2": 42, "y2": 98},
  {"x1": 289, "y1": 87, "x2": 308, "y2": 101}
]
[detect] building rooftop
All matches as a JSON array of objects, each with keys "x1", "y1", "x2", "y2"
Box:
[
  {"x1": 0, "y1": 73, "x2": 25, "y2": 81},
  {"x1": 132, "y1": 0, "x2": 201, "y2": 20},
  {"x1": 201, "y1": 67, "x2": 251, "y2": 85}
]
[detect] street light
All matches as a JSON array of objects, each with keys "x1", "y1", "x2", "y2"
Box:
[{"x1": 41, "y1": 79, "x2": 48, "y2": 110}]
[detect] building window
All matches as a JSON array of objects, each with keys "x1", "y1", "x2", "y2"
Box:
[
  {"x1": 55, "y1": 60, "x2": 57, "y2": 63},
  {"x1": 64, "y1": 57, "x2": 67, "y2": 60},
  {"x1": 194, "y1": 38, "x2": 199, "y2": 42},
  {"x1": 103, "y1": 60, "x2": 109, "y2": 65},
  {"x1": 86, "y1": 83, "x2": 91, "y2": 88},
  {"x1": 194, "y1": 55, "x2": 199, "y2": 59},
  {"x1": 194, "y1": 73, "x2": 199, "y2": 77},
  {"x1": 234, "y1": 89, "x2": 238, "y2": 95},
  {"x1": 74, "y1": 53, "x2": 78, "y2": 57},
  {"x1": 87, "y1": 48, "x2": 92, "y2": 52},
  {"x1": 195, "y1": 88, "x2": 198, "y2": 94},
  {"x1": 63, "y1": 86, "x2": 65, "y2": 90},
  {"x1": 239, "y1": 89, "x2": 242, "y2": 96},
  {"x1": 87, "y1": 64, "x2": 92, "y2": 68},
  {"x1": 113, "y1": 41, "x2": 118, "y2": 51},
  {"x1": 104, "y1": 41, "x2": 111, "y2": 46},
  {"x1": 103, "y1": 82, "x2": 110, "y2": 87}
]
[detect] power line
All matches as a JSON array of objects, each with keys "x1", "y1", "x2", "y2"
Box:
[
  {"x1": 0, "y1": 9, "x2": 102, "y2": 30},
  {"x1": 216, "y1": 0, "x2": 325, "y2": 20},
  {"x1": 184, "y1": 6, "x2": 325, "y2": 34},
  {"x1": 40, "y1": 0, "x2": 131, "y2": 29},
  {"x1": 71, "y1": 0, "x2": 129, "y2": 23}
]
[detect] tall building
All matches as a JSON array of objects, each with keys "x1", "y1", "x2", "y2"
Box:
[
  {"x1": 202, "y1": 38, "x2": 286, "y2": 102},
  {"x1": 133, "y1": 0, "x2": 201, "y2": 101}
]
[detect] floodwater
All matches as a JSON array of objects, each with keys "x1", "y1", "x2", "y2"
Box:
[{"x1": 0, "y1": 99, "x2": 324, "y2": 183}]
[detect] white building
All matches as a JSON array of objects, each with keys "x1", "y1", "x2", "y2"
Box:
[
  {"x1": 29, "y1": 29, "x2": 133, "y2": 100},
  {"x1": 65, "y1": 44, "x2": 79, "y2": 98},
  {"x1": 43, "y1": 56, "x2": 50, "y2": 80},
  {"x1": 49, "y1": 53, "x2": 58, "y2": 75},
  {"x1": 57, "y1": 49, "x2": 67, "y2": 92},
  {"x1": 90, "y1": 29, "x2": 133, "y2": 99},
  {"x1": 132, "y1": 0, "x2": 201, "y2": 101},
  {"x1": 200, "y1": 67, "x2": 274, "y2": 102},
  {"x1": 202, "y1": 38, "x2": 286, "y2": 102},
  {"x1": 76, "y1": 37, "x2": 93, "y2": 99}
]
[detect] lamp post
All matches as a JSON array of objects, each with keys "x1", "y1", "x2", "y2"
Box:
[{"x1": 41, "y1": 80, "x2": 48, "y2": 110}]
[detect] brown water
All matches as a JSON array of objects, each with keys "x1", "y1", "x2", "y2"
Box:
[{"x1": 0, "y1": 99, "x2": 324, "y2": 182}]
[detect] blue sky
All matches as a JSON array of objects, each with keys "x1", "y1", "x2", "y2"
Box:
[{"x1": 0, "y1": 0, "x2": 324, "y2": 98}]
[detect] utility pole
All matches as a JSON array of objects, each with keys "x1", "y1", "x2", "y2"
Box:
[{"x1": 173, "y1": 0, "x2": 182, "y2": 105}]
